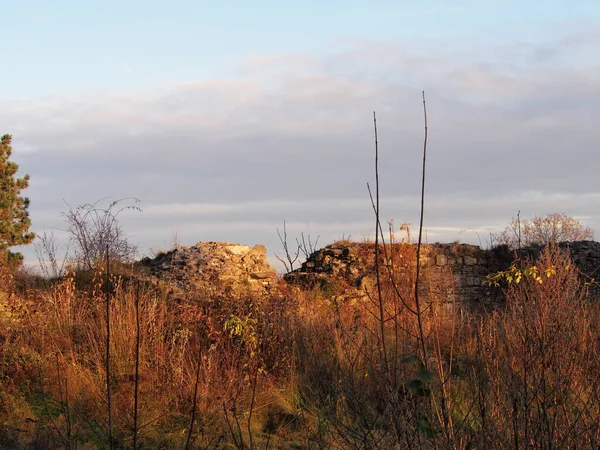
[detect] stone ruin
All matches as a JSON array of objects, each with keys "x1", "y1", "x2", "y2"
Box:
[
  {"x1": 283, "y1": 241, "x2": 508, "y2": 308},
  {"x1": 283, "y1": 240, "x2": 600, "y2": 307},
  {"x1": 138, "y1": 240, "x2": 600, "y2": 305},
  {"x1": 138, "y1": 242, "x2": 277, "y2": 299}
]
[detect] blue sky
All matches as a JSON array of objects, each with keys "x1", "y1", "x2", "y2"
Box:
[
  {"x1": 3, "y1": 1, "x2": 598, "y2": 98},
  {"x1": 1, "y1": 1, "x2": 599, "y2": 271}
]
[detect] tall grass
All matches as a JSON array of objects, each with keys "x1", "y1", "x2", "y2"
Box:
[{"x1": 1, "y1": 242, "x2": 600, "y2": 448}]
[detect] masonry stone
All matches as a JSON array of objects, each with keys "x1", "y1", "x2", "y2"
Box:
[
  {"x1": 139, "y1": 241, "x2": 276, "y2": 299},
  {"x1": 138, "y1": 239, "x2": 600, "y2": 306},
  {"x1": 284, "y1": 241, "x2": 600, "y2": 307}
]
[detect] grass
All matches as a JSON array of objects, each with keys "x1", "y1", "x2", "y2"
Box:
[{"x1": 1, "y1": 242, "x2": 599, "y2": 448}]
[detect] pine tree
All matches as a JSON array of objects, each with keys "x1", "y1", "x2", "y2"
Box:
[{"x1": 0, "y1": 134, "x2": 35, "y2": 267}]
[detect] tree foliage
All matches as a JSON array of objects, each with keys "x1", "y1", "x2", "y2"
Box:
[
  {"x1": 0, "y1": 134, "x2": 35, "y2": 267},
  {"x1": 495, "y1": 212, "x2": 594, "y2": 249}
]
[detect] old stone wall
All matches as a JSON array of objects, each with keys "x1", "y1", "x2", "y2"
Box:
[
  {"x1": 137, "y1": 240, "x2": 600, "y2": 305},
  {"x1": 417, "y1": 243, "x2": 508, "y2": 307},
  {"x1": 284, "y1": 240, "x2": 600, "y2": 306},
  {"x1": 138, "y1": 242, "x2": 276, "y2": 299},
  {"x1": 284, "y1": 242, "x2": 507, "y2": 307}
]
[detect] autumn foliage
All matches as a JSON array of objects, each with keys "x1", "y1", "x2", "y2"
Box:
[{"x1": 2, "y1": 237, "x2": 600, "y2": 448}]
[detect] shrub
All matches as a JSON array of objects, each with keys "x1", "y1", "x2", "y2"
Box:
[{"x1": 495, "y1": 212, "x2": 594, "y2": 249}]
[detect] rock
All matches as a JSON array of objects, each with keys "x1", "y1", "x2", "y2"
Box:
[
  {"x1": 225, "y1": 244, "x2": 251, "y2": 255},
  {"x1": 139, "y1": 242, "x2": 276, "y2": 299},
  {"x1": 251, "y1": 270, "x2": 276, "y2": 280},
  {"x1": 463, "y1": 256, "x2": 478, "y2": 266},
  {"x1": 251, "y1": 245, "x2": 267, "y2": 255}
]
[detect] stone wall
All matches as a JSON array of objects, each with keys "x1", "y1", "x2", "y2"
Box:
[
  {"x1": 137, "y1": 240, "x2": 600, "y2": 305},
  {"x1": 417, "y1": 243, "x2": 508, "y2": 307},
  {"x1": 138, "y1": 242, "x2": 276, "y2": 299},
  {"x1": 284, "y1": 241, "x2": 506, "y2": 307},
  {"x1": 284, "y1": 240, "x2": 600, "y2": 306},
  {"x1": 560, "y1": 241, "x2": 600, "y2": 284}
]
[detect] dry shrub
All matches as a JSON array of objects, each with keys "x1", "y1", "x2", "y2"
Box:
[
  {"x1": 467, "y1": 246, "x2": 600, "y2": 448},
  {"x1": 0, "y1": 266, "x2": 299, "y2": 448},
  {"x1": 2, "y1": 241, "x2": 600, "y2": 448},
  {"x1": 292, "y1": 241, "x2": 462, "y2": 448},
  {"x1": 495, "y1": 213, "x2": 594, "y2": 249},
  {"x1": 290, "y1": 239, "x2": 599, "y2": 448}
]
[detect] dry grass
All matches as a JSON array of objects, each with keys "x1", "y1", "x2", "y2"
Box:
[{"x1": 1, "y1": 244, "x2": 599, "y2": 448}]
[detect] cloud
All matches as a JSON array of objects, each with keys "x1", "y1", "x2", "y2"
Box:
[{"x1": 2, "y1": 26, "x2": 599, "y2": 271}]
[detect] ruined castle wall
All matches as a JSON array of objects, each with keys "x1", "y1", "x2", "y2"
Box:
[
  {"x1": 138, "y1": 242, "x2": 276, "y2": 299},
  {"x1": 137, "y1": 240, "x2": 600, "y2": 305},
  {"x1": 285, "y1": 241, "x2": 600, "y2": 306}
]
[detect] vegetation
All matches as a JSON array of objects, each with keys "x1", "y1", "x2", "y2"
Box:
[
  {"x1": 494, "y1": 212, "x2": 594, "y2": 249},
  {"x1": 61, "y1": 198, "x2": 141, "y2": 271},
  {"x1": 0, "y1": 134, "x2": 35, "y2": 269},
  {"x1": 2, "y1": 231, "x2": 600, "y2": 448}
]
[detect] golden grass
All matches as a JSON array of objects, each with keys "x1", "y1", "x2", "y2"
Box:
[{"x1": 0, "y1": 245, "x2": 599, "y2": 448}]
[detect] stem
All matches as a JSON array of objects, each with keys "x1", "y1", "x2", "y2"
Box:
[
  {"x1": 414, "y1": 91, "x2": 429, "y2": 366},
  {"x1": 55, "y1": 353, "x2": 72, "y2": 449},
  {"x1": 105, "y1": 245, "x2": 113, "y2": 449},
  {"x1": 247, "y1": 365, "x2": 259, "y2": 449},
  {"x1": 373, "y1": 111, "x2": 389, "y2": 375},
  {"x1": 185, "y1": 343, "x2": 202, "y2": 450},
  {"x1": 133, "y1": 281, "x2": 141, "y2": 449}
]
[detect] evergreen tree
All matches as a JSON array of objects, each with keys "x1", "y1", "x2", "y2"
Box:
[{"x1": 0, "y1": 134, "x2": 35, "y2": 267}]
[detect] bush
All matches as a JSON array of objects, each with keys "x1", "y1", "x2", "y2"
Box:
[{"x1": 495, "y1": 212, "x2": 594, "y2": 249}]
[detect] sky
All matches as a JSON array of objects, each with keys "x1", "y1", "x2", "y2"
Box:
[{"x1": 1, "y1": 1, "x2": 599, "y2": 272}]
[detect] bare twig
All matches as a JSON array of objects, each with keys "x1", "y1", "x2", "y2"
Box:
[
  {"x1": 414, "y1": 91, "x2": 428, "y2": 366},
  {"x1": 62, "y1": 197, "x2": 140, "y2": 270},
  {"x1": 34, "y1": 231, "x2": 70, "y2": 278},
  {"x1": 373, "y1": 111, "x2": 389, "y2": 376},
  {"x1": 275, "y1": 220, "x2": 300, "y2": 272},
  {"x1": 366, "y1": 183, "x2": 417, "y2": 316},
  {"x1": 297, "y1": 232, "x2": 320, "y2": 259}
]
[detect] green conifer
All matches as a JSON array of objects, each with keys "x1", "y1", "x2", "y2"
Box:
[{"x1": 0, "y1": 134, "x2": 35, "y2": 267}]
